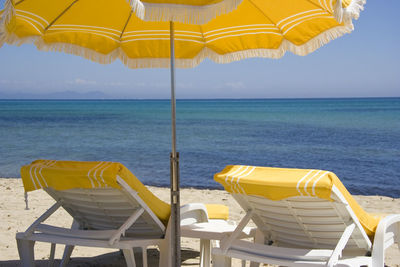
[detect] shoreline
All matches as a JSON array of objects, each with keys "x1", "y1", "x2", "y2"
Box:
[{"x1": 1, "y1": 178, "x2": 399, "y2": 266}]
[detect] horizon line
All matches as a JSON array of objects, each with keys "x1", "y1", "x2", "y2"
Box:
[{"x1": 0, "y1": 96, "x2": 399, "y2": 101}]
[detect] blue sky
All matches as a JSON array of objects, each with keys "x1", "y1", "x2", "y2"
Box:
[{"x1": 0, "y1": 0, "x2": 399, "y2": 99}]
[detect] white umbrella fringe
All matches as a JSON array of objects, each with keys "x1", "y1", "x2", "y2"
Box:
[
  {"x1": 334, "y1": 0, "x2": 366, "y2": 23},
  {"x1": 137, "y1": 0, "x2": 243, "y2": 24},
  {"x1": 0, "y1": 27, "x2": 353, "y2": 69}
]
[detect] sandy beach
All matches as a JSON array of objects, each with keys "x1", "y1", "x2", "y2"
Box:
[{"x1": 1, "y1": 178, "x2": 399, "y2": 266}]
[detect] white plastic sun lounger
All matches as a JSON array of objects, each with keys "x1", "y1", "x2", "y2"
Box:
[
  {"x1": 212, "y1": 165, "x2": 400, "y2": 267},
  {"x1": 16, "y1": 160, "x2": 230, "y2": 267}
]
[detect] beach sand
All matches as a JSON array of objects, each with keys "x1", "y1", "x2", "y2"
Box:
[{"x1": 1, "y1": 178, "x2": 399, "y2": 266}]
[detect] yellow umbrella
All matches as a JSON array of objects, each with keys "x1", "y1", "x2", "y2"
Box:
[
  {"x1": 0, "y1": 0, "x2": 365, "y2": 67},
  {"x1": 0, "y1": 0, "x2": 365, "y2": 265}
]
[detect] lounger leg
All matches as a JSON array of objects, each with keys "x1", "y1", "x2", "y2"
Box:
[
  {"x1": 249, "y1": 261, "x2": 260, "y2": 267},
  {"x1": 16, "y1": 237, "x2": 35, "y2": 267},
  {"x1": 48, "y1": 243, "x2": 55, "y2": 267},
  {"x1": 248, "y1": 229, "x2": 263, "y2": 267},
  {"x1": 122, "y1": 249, "x2": 137, "y2": 267},
  {"x1": 200, "y1": 239, "x2": 211, "y2": 267},
  {"x1": 60, "y1": 219, "x2": 79, "y2": 267},
  {"x1": 60, "y1": 245, "x2": 74, "y2": 267},
  {"x1": 142, "y1": 247, "x2": 148, "y2": 267},
  {"x1": 212, "y1": 253, "x2": 231, "y2": 267},
  {"x1": 158, "y1": 239, "x2": 171, "y2": 267}
]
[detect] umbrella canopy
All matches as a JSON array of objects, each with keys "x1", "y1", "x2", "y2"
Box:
[
  {"x1": 0, "y1": 0, "x2": 365, "y2": 266},
  {"x1": 1, "y1": 0, "x2": 364, "y2": 68}
]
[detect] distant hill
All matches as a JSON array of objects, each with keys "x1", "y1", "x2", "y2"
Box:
[{"x1": 0, "y1": 90, "x2": 112, "y2": 99}]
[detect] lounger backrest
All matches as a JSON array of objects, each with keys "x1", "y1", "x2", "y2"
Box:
[
  {"x1": 231, "y1": 186, "x2": 371, "y2": 252},
  {"x1": 45, "y1": 176, "x2": 166, "y2": 238},
  {"x1": 214, "y1": 166, "x2": 378, "y2": 253},
  {"x1": 20, "y1": 160, "x2": 171, "y2": 238},
  {"x1": 21, "y1": 160, "x2": 172, "y2": 226}
]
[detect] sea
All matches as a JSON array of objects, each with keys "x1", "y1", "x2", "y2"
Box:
[{"x1": 0, "y1": 98, "x2": 399, "y2": 198}]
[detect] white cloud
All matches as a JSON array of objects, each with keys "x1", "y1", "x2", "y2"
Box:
[
  {"x1": 133, "y1": 81, "x2": 168, "y2": 88},
  {"x1": 107, "y1": 81, "x2": 128, "y2": 87},
  {"x1": 68, "y1": 78, "x2": 97, "y2": 85},
  {"x1": 134, "y1": 82, "x2": 147, "y2": 87},
  {"x1": 225, "y1": 81, "x2": 245, "y2": 89},
  {"x1": 213, "y1": 81, "x2": 246, "y2": 90},
  {"x1": 177, "y1": 82, "x2": 194, "y2": 89},
  {"x1": 0, "y1": 79, "x2": 34, "y2": 86}
]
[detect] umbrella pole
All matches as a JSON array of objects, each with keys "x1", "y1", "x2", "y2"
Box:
[{"x1": 169, "y1": 20, "x2": 181, "y2": 267}]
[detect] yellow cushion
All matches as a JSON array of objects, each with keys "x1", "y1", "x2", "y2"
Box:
[
  {"x1": 205, "y1": 204, "x2": 229, "y2": 220},
  {"x1": 214, "y1": 165, "x2": 380, "y2": 240},
  {"x1": 21, "y1": 160, "x2": 171, "y2": 225}
]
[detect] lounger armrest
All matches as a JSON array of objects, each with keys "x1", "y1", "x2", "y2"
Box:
[
  {"x1": 180, "y1": 203, "x2": 209, "y2": 225},
  {"x1": 371, "y1": 214, "x2": 400, "y2": 266}
]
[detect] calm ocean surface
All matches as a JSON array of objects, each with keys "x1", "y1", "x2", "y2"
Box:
[{"x1": 0, "y1": 98, "x2": 399, "y2": 197}]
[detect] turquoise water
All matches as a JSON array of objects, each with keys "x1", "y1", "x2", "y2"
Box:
[{"x1": 0, "y1": 98, "x2": 399, "y2": 197}]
